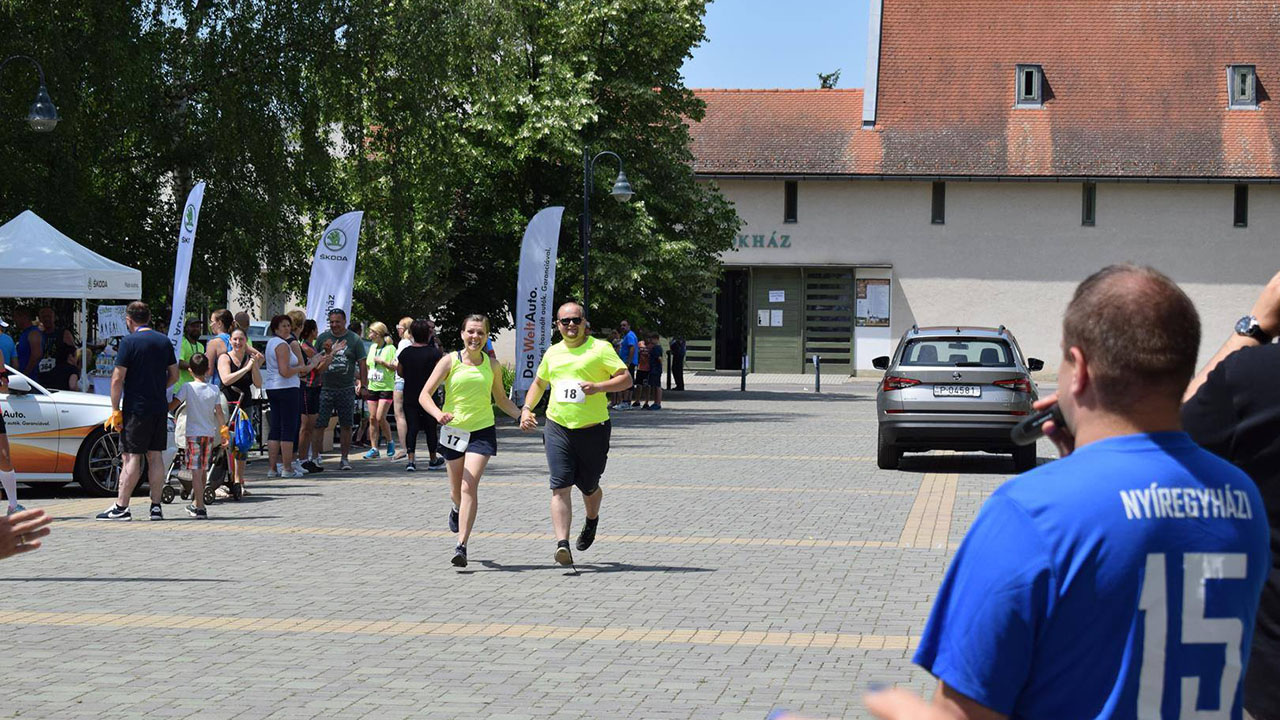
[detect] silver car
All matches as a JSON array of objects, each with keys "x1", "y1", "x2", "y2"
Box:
[{"x1": 872, "y1": 325, "x2": 1043, "y2": 471}]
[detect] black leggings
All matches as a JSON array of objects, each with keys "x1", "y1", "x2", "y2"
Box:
[{"x1": 403, "y1": 403, "x2": 439, "y2": 457}]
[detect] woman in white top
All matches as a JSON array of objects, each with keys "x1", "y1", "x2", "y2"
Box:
[
  {"x1": 264, "y1": 314, "x2": 324, "y2": 479},
  {"x1": 391, "y1": 316, "x2": 414, "y2": 461}
]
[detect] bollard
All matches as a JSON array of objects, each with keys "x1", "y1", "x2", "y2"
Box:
[
  {"x1": 740, "y1": 353, "x2": 748, "y2": 392},
  {"x1": 813, "y1": 354, "x2": 821, "y2": 393}
]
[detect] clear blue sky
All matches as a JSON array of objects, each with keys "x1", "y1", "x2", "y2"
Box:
[{"x1": 681, "y1": 0, "x2": 871, "y2": 90}]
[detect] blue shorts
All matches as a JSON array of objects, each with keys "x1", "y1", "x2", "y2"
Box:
[{"x1": 440, "y1": 424, "x2": 497, "y2": 461}]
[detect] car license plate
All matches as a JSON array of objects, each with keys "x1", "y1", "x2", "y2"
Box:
[{"x1": 934, "y1": 385, "x2": 980, "y2": 398}]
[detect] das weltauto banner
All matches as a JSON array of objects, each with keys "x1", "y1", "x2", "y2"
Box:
[
  {"x1": 512, "y1": 206, "x2": 564, "y2": 398},
  {"x1": 166, "y1": 181, "x2": 207, "y2": 354},
  {"x1": 305, "y1": 211, "x2": 364, "y2": 322}
]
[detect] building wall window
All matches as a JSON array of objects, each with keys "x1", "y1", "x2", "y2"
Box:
[
  {"x1": 1229, "y1": 65, "x2": 1257, "y2": 108},
  {"x1": 931, "y1": 182, "x2": 946, "y2": 224},
  {"x1": 784, "y1": 181, "x2": 798, "y2": 223},
  {"x1": 1234, "y1": 184, "x2": 1249, "y2": 227},
  {"x1": 1016, "y1": 64, "x2": 1043, "y2": 106},
  {"x1": 1082, "y1": 182, "x2": 1097, "y2": 226}
]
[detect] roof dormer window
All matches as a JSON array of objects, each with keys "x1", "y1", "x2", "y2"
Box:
[
  {"x1": 1016, "y1": 65, "x2": 1043, "y2": 107},
  {"x1": 1229, "y1": 65, "x2": 1257, "y2": 108}
]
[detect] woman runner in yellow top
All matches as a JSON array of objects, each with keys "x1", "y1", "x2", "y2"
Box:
[{"x1": 420, "y1": 314, "x2": 522, "y2": 567}]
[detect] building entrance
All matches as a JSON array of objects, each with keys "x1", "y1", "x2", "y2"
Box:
[{"x1": 714, "y1": 269, "x2": 749, "y2": 370}]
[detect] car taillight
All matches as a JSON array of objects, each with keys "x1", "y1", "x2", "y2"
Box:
[
  {"x1": 994, "y1": 378, "x2": 1032, "y2": 393},
  {"x1": 882, "y1": 376, "x2": 921, "y2": 392}
]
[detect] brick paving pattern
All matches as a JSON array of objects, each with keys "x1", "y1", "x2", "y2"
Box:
[{"x1": 3, "y1": 385, "x2": 1049, "y2": 719}]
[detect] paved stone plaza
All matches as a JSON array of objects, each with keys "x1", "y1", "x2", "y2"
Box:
[{"x1": 3, "y1": 384, "x2": 1050, "y2": 719}]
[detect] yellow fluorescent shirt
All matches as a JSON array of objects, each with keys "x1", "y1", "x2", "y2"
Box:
[{"x1": 536, "y1": 336, "x2": 627, "y2": 429}]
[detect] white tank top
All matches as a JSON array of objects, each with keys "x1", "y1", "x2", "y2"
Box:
[{"x1": 262, "y1": 336, "x2": 300, "y2": 390}]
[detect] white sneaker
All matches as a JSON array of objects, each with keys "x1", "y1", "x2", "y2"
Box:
[
  {"x1": 266, "y1": 466, "x2": 280, "y2": 478},
  {"x1": 288, "y1": 469, "x2": 305, "y2": 479},
  {"x1": 291, "y1": 460, "x2": 305, "y2": 475}
]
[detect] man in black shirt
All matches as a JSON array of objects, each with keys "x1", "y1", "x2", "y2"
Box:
[
  {"x1": 95, "y1": 301, "x2": 178, "y2": 522},
  {"x1": 396, "y1": 319, "x2": 444, "y2": 472},
  {"x1": 1183, "y1": 270, "x2": 1280, "y2": 720}
]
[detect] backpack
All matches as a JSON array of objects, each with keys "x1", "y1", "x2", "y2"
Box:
[{"x1": 232, "y1": 407, "x2": 256, "y2": 454}]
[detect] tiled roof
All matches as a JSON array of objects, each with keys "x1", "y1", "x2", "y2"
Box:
[
  {"x1": 690, "y1": 1, "x2": 1280, "y2": 179},
  {"x1": 688, "y1": 89, "x2": 864, "y2": 175}
]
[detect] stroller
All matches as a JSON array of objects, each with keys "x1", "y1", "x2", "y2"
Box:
[{"x1": 162, "y1": 388, "x2": 251, "y2": 504}]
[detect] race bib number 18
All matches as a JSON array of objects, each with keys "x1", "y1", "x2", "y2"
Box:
[
  {"x1": 556, "y1": 383, "x2": 586, "y2": 404},
  {"x1": 439, "y1": 425, "x2": 470, "y2": 452}
]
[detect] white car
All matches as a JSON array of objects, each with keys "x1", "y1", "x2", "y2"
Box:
[{"x1": 2, "y1": 365, "x2": 176, "y2": 496}]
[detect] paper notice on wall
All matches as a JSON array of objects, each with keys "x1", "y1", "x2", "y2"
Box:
[
  {"x1": 770, "y1": 310, "x2": 783, "y2": 327},
  {"x1": 768, "y1": 290, "x2": 785, "y2": 303},
  {"x1": 98, "y1": 305, "x2": 128, "y2": 338},
  {"x1": 856, "y1": 279, "x2": 891, "y2": 327},
  {"x1": 757, "y1": 310, "x2": 770, "y2": 327}
]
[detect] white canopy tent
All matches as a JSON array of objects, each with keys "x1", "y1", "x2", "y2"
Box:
[{"x1": 0, "y1": 210, "x2": 143, "y2": 390}]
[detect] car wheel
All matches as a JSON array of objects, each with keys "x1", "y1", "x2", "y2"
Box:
[
  {"x1": 75, "y1": 428, "x2": 124, "y2": 497},
  {"x1": 877, "y1": 427, "x2": 901, "y2": 470},
  {"x1": 1012, "y1": 444, "x2": 1037, "y2": 473}
]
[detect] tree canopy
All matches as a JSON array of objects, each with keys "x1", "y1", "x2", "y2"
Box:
[{"x1": 0, "y1": 0, "x2": 739, "y2": 339}]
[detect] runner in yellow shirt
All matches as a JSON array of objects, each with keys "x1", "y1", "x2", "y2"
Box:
[
  {"x1": 520, "y1": 302, "x2": 632, "y2": 566},
  {"x1": 420, "y1": 314, "x2": 522, "y2": 567}
]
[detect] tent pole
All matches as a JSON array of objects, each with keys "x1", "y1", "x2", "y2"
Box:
[{"x1": 80, "y1": 297, "x2": 87, "y2": 392}]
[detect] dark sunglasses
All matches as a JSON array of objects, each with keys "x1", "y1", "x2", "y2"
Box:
[{"x1": 557, "y1": 317, "x2": 583, "y2": 326}]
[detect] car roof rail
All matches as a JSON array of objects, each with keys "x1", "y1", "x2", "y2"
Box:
[{"x1": 997, "y1": 324, "x2": 1006, "y2": 334}]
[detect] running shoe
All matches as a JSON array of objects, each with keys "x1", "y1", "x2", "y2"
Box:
[
  {"x1": 6, "y1": 503, "x2": 24, "y2": 516},
  {"x1": 554, "y1": 542, "x2": 573, "y2": 566},
  {"x1": 150, "y1": 503, "x2": 164, "y2": 521},
  {"x1": 642, "y1": 403, "x2": 650, "y2": 410},
  {"x1": 186, "y1": 504, "x2": 208, "y2": 520},
  {"x1": 95, "y1": 504, "x2": 131, "y2": 521},
  {"x1": 451, "y1": 544, "x2": 468, "y2": 568},
  {"x1": 362, "y1": 448, "x2": 380, "y2": 460},
  {"x1": 651, "y1": 403, "x2": 662, "y2": 410},
  {"x1": 405, "y1": 462, "x2": 416, "y2": 472},
  {"x1": 631, "y1": 401, "x2": 640, "y2": 408},
  {"x1": 291, "y1": 459, "x2": 306, "y2": 475},
  {"x1": 301, "y1": 461, "x2": 324, "y2": 474},
  {"x1": 448, "y1": 506, "x2": 459, "y2": 533},
  {"x1": 576, "y1": 519, "x2": 597, "y2": 552},
  {"x1": 387, "y1": 441, "x2": 397, "y2": 457},
  {"x1": 340, "y1": 458, "x2": 353, "y2": 471},
  {"x1": 428, "y1": 457, "x2": 446, "y2": 471},
  {"x1": 266, "y1": 466, "x2": 280, "y2": 478},
  {"x1": 287, "y1": 469, "x2": 305, "y2": 479}
]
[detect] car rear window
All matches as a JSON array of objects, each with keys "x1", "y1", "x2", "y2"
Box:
[{"x1": 899, "y1": 338, "x2": 1015, "y2": 367}]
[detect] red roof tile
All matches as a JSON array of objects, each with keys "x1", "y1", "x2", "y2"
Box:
[
  {"x1": 688, "y1": 89, "x2": 864, "y2": 175},
  {"x1": 690, "y1": 1, "x2": 1280, "y2": 178}
]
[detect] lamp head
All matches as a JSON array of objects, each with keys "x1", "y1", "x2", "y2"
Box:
[
  {"x1": 610, "y1": 170, "x2": 634, "y2": 203},
  {"x1": 27, "y1": 85, "x2": 58, "y2": 132}
]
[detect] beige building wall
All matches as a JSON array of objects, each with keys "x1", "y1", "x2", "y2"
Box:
[{"x1": 716, "y1": 178, "x2": 1278, "y2": 373}]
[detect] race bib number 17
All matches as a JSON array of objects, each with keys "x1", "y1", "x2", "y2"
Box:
[
  {"x1": 439, "y1": 425, "x2": 470, "y2": 453},
  {"x1": 556, "y1": 383, "x2": 587, "y2": 404}
]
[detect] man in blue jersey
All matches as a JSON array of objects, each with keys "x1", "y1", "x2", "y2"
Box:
[{"x1": 907, "y1": 265, "x2": 1270, "y2": 720}]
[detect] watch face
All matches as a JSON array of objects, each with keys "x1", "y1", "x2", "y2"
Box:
[{"x1": 1236, "y1": 316, "x2": 1253, "y2": 335}]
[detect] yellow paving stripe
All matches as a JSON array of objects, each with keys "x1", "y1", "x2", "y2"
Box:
[
  {"x1": 297, "y1": 477, "x2": 914, "y2": 496},
  {"x1": 897, "y1": 473, "x2": 959, "y2": 550},
  {"x1": 50, "y1": 518, "x2": 910, "y2": 549},
  {"x1": 0, "y1": 610, "x2": 918, "y2": 651}
]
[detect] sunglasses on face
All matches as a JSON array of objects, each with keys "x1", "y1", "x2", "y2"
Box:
[{"x1": 558, "y1": 317, "x2": 583, "y2": 326}]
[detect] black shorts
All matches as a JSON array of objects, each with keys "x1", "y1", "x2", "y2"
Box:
[
  {"x1": 121, "y1": 412, "x2": 168, "y2": 454},
  {"x1": 646, "y1": 368, "x2": 662, "y2": 387},
  {"x1": 635, "y1": 370, "x2": 649, "y2": 385},
  {"x1": 440, "y1": 424, "x2": 498, "y2": 461},
  {"x1": 545, "y1": 418, "x2": 610, "y2": 494},
  {"x1": 0, "y1": 411, "x2": 6, "y2": 434},
  {"x1": 365, "y1": 390, "x2": 393, "y2": 402},
  {"x1": 301, "y1": 385, "x2": 322, "y2": 415}
]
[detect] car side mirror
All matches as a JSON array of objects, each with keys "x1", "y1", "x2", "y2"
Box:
[
  {"x1": 5, "y1": 375, "x2": 32, "y2": 394},
  {"x1": 1027, "y1": 358, "x2": 1044, "y2": 372},
  {"x1": 872, "y1": 356, "x2": 890, "y2": 370}
]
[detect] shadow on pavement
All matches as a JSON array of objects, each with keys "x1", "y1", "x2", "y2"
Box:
[
  {"x1": 472, "y1": 560, "x2": 715, "y2": 575},
  {"x1": 896, "y1": 453, "x2": 1054, "y2": 474}
]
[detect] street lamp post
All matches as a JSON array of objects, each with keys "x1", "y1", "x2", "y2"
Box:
[
  {"x1": 0, "y1": 55, "x2": 59, "y2": 132},
  {"x1": 580, "y1": 147, "x2": 634, "y2": 317}
]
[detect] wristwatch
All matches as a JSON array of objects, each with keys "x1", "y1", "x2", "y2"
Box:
[{"x1": 1235, "y1": 315, "x2": 1273, "y2": 343}]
